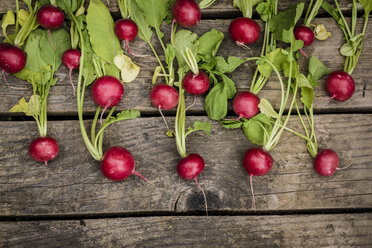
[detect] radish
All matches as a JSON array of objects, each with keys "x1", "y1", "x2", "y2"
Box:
[
  {"x1": 37, "y1": 6, "x2": 65, "y2": 30},
  {"x1": 325, "y1": 71, "x2": 355, "y2": 102},
  {"x1": 177, "y1": 153, "x2": 208, "y2": 214},
  {"x1": 62, "y1": 49, "x2": 81, "y2": 95},
  {"x1": 229, "y1": 17, "x2": 261, "y2": 46},
  {"x1": 114, "y1": 19, "x2": 139, "y2": 56},
  {"x1": 294, "y1": 26, "x2": 314, "y2": 47},
  {"x1": 0, "y1": 43, "x2": 27, "y2": 87},
  {"x1": 243, "y1": 147, "x2": 273, "y2": 208},
  {"x1": 101, "y1": 146, "x2": 148, "y2": 181},
  {"x1": 91, "y1": 76, "x2": 124, "y2": 108},
  {"x1": 150, "y1": 84, "x2": 179, "y2": 110},
  {"x1": 183, "y1": 70, "x2": 210, "y2": 95},
  {"x1": 172, "y1": 0, "x2": 201, "y2": 28},
  {"x1": 29, "y1": 137, "x2": 59, "y2": 165},
  {"x1": 232, "y1": 91, "x2": 260, "y2": 119},
  {"x1": 313, "y1": 149, "x2": 340, "y2": 177}
]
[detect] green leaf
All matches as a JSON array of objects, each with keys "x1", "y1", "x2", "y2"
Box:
[
  {"x1": 135, "y1": 0, "x2": 168, "y2": 38},
  {"x1": 219, "y1": 120, "x2": 243, "y2": 129},
  {"x1": 259, "y1": 98, "x2": 279, "y2": 119},
  {"x1": 165, "y1": 44, "x2": 176, "y2": 65},
  {"x1": 87, "y1": 0, "x2": 122, "y2": 73},
  {"x1": 204, "y1": 83, "x2": 228, "y2": 120},
  {"x1": 256, "y1": 1, "x2": 271, "y2": 22},
  {"x1": 128, "y1": 0, "x2": 153, "y2": 43},
  {"x1": 243, "y1": 119, "x2": 265, "y2": 145},
  {"x1": 308, "y1": 55, "x2": 330, "y2": 81},
  {"x1": 340, "y1": 33, "x2": 364, "y2": 57},
  {"x1": 21, "y1": 29, "x2": 48, "y2": 72},
  {"x1": 270, "y1": 2, "x2": 304, "y2": 42},
  {"x1": 233, "y1": 0, "x2": 263, "y2": 18},
  {"x1": 251, "y1": 113, "x2": 271, "y2": 126},
  {"x1": 257, "y1": 48, "x2": 287, "y2": 77},
  {"x1": 186, "y1": 121, "x2": 211, "y2": 136},
  {"x1": 321, "y1": 1, "x2": 346, "y2": 31},
  {"x1": 39, "y1": 28, "x2": 71, "y2": 69},
  {"x1": 81, "y1": 28, "x2": 97, "y2": 86},
  {"x1": 215, "y1": 72, "x2": 237, "y2": 99},
  {"x1": 215, "y1": 56, "x2": 245, "y2": 74},
  {"x1": 9, "y1": 95, "x2": 40, "y2": 116},
  {"x1": 1, "y1": 10, "x2": 15, "y2": 42},
  {"x1": 300, "y1": 86, "x2": 314, "y2": 109},
  {"x1": 56, "y1": 0, "x2": 84, "y2": 14},
  {"x1": 359, "y1": 0, "x2": 372, "y2": 14},
  {"x1": 109, "y1": 109, "x2": 141, "y2": 122},
  {"x1": 173, "y1": 30, "x2": 199, "y2": 67},
  {"x1": 298, "y1": 73, "x2": 313, "y2": 88},
  {"x1": 197, "y1": 29, "x2": 224, "y2": 59}
]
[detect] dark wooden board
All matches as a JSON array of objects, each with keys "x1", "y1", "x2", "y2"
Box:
[
  {"x1": 0, "y1": 114, "x2": 371, "y2": 216},
  {"x1": 0, "y1": 0, "x2": 363, "y2": 17},
  {"x1": 1, "y1": 214, "x2": 371, "y2": 247},
  {"x1": 1, "y1": 18, "x2": 371, "y2": 116}
]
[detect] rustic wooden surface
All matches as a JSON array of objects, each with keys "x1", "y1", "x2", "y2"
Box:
[
  {"x1": 1, "y1": 214, "x2": 371, "y2": 248},
  {"x1": 1, "y1": 18, "x2": 371, "y2": 115},
  {"x1": 0, "y1": 114, "x2": 371, "y2": 215},
  {"x1": 1, "y1": 0, "x2": 371, "y2": 247}
]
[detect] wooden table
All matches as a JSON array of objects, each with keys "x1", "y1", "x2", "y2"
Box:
[{"x1": 1, "y1": 1, "x2": 371, "y2": 247}]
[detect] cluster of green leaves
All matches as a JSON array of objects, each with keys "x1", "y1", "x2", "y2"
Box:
[
  {"x1": 10, "y1": 28, "x2": 71, "y2": 137},
  {"x1": 322, "y1": 0, "x2": 371, "y2": 74},
  {"x1": 1, "y1": 0, "x2": 40, "y2": 47}
]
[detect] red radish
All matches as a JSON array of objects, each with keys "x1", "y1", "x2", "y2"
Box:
[
  {"x1": 172, "y1": 0, "x2": 201, "y2": 28},
  {"x1": 91, "y1": 76, "x2": 124, "y2": 108},
  {"x1": 29, "y1": 137, "x2": 59, "y2": 165},
  {"x1": 294, "y1": 26, "x2": 314, "y2": 47},
  {"x1": 101, "y1": 146, "x2": 148, "y2": 181},
  {"x1": 0, "y1": 43, "x2": 27, "y2": 74},
  {"x1": 243, "y1": 147, "x2": 273, "y2": 208},
  {"x1": 177, "y1": 153, "x2": 205, "y2": 180},
  {"x1": 229, "y1": 17, "x2": 261, "y2": 46},
  {"x1": 62, "y1": 49, "x2": 81, "y2": 94},
  {"x1": 37, "y1": 5, "x2": 65, "y2": 30},
  {"x1": 177, "y1": 153, "x2": 208, "y2": 215},
  {"x1": 232, "y1": 91, "x2": 260, "y2": 119},
  {"x1": 114, "y1": 19, "x2": 140, "y2": 56},
  {"x1": 325, "y1": 71, "x2": 355, "y2": 102},
  {"x1": 183, "y1": 70, "x2": 210, "y2": 95},
  {"x1": 150, "y1": 84, "x2": 179, "y2": 110},
  {"x1": 313, "y1": 149, "x2": 340, "y2": 177}
]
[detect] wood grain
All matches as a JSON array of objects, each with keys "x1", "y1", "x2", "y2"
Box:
[
  {"x1": 0, "y1": 0, "x2": 362, "y2": 17},
  {"x1": 1, "y1": 214, "x2": 371, "y2": 247},
  {"x1": 1, "y1": 18, "x2": 371, "y2": 115},
  {"x1": 0, "y1": 114, "x2": 371, "y2": 216}
]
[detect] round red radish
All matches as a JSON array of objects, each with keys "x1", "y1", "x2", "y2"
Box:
[
  {"x1": 177, "y1": 153, "x2": 205, "y2": 180},
  {"x1": 294, "y1": 26, "x2": 314, "y2": 47},
  {"x1": 101, "y1": 146, "x2": 148, "y2": 181},
  {"x1": 229, "y1": 17, "x2": 261, "y2": 45},
  {"x1": 0, "y1": 43, "x2": 27, "y2": 74},
  {"x1": 232, "y1": 91, "x2": 260, "y2": 119},
  {"x1": 37, "y1": 5, "x2": 65, "y2": 30},
  {"x1": 29, "y1": 137, "x2": 59, "y2": 164},
  {"x1": 325, "y1": 71, "x2": 355, "y2": 102},
  {"x1": 243, "y1": 148, "x2": 273, "y2": 176},
  {"x1": 150, "y1": 84, "x2": 179, "y2": 110},
  {"x1": 91, "y1": 76, "x2": 124, "y2": 108},
  {"x1": 62, "y1": 49, "x2": 81, "y2": 70},
  {"x1": 183, "y1": 70, "x2": 210, "y2": 95},
  {"x1": 172, "y1": 0, "x2": 201, "y2": 28},
  {"x1": 114, "y1": 19, "x2": 138, "y2": 42},
  {"x1": 314, "y1": 149, "x2": 340, "y2": 177}
]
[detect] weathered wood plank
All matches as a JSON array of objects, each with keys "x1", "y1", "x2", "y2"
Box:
[
  {"x1": 0, "y1": 0, "x2": 362, "y2": 17},
  {"x1": 1, "y1": 18, "x2": 371, "y2": 115},
  {"x1": 1, "y1": 214, "x2": 371, "y2": 247},
  {"x1": 0, "y1": 114, "x2": 371, "y2": 215}
]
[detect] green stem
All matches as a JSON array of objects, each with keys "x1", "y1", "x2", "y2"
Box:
[
  {"x1": 91, "y1": 107, "x2": 101, "y2": 144},
  {"x1": 295, "y1": 100, "x2": 310, "y2": 138},
  {"x1": 15, "y1": 0, "x2": 20, "y2": 35},
  {"x1": 351, "y1": 0, "x2": 357, "y2": 36},
  {"x1": 304, "y1": 0, "x2": 314, "y2": 25},
  {"x1": 175, "y1": 70, "x2": 186, "y2": 158},
  {"x1": 335, "y1": 0, "x2": 351, "y2": 38},
  {"x1": 148, "y1": 42, "x2": 169, "y2": 84},
  {"x1": 305, "y1": 0, "x2": 323, "y2": 27}
]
